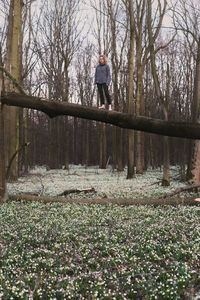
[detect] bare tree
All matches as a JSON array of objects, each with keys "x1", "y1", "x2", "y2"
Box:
[
  {"x1": 123, "y1": 0, "x2": 135, "y2": 178},
  {"x1": 90, "y1": 0, "x2": 110, "y2": 169},
  {"x1": 187, "y1": 38, "x2": 200, "y2": 183},
  {"x1": 106, "y1": 0, "x2": 128, "y2": 171},
  {"x1": 75, "y1": 44, "x2": 96, "y2": 167},
  {"x1": 7, "y1": 0, "x2": 23, "y2": 179},
  {"x1": 172, "y1": 0, "x2": 200, "y2": 183},
  {"x1": 147, "y1": 0, "x2": 173, "y2": 186},
  {"x1": 33, "y1": 0, "x2": 82, "y2": 169}
]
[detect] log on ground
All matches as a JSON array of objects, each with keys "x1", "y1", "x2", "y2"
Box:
[{"x1": 8, "y1": 194, "x2": 199, "y2": 206}]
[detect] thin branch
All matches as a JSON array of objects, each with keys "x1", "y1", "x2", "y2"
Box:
[
  {"x1": 154, "y1": 32, "x2": 177, "y2": 54},
  {"x1": 0, "y1": 66, "x2": 26, "y2": 95}
]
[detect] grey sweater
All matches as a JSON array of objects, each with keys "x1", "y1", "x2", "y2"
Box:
[{"x1": 94, "y1": 64, "x2": 111, "y2": 85}]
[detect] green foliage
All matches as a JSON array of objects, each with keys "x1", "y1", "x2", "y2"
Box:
[{"x1": 0, "y1": 202, "x2": 200, "y2": 299}]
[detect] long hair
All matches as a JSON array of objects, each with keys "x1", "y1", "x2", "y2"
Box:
[{"x1": 98, "y1": 55, "x2": 107, "y2": 64}]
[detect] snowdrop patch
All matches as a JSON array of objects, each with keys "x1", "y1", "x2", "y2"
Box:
[{"x1": 7, "y1": 165, "x2": 189, "y2": 200}]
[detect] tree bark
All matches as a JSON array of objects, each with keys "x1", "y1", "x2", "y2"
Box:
[
  {"x1": 23, "y1": 108, "x2": 29, "y2": 173},
  {"x1": 57, "y1": 187, "x2": 96, "y2": 196},
  {"x1": 23, "y1": 2, "x2": 33, "y2": 173},
  {"x1": 0, "y1": 103, "x2": 5, "y2": 203},
  {"x1": 64, "y1": 117, "x2": 69, "y2": 170},
  {"x1": 64, "y1": 67, "x2": 69, "y2": 170},
  {"x1": 48, "y1": 118, "x2": 55, "y2": 169},
  {"x1": 0, "y1": 49, "x2": 6, "y2": 203},
  {"x1": 9, "y1": 193, "x2": 198, "y2": 207},
  {"x1": 147, "y1": 0, "x2": 170, "y2": 186},
  {"x1": 127, "y1": 0, "x2": 135, "y2": 179},
  {"x1": 135, "y1": 2, "x2": 145, "y2": 175},
  {"x1": 2, "y1": 92, "x2": 200, "y2": 140},
  {"x1": 93, "y1": 1, "x2": 110, "y2": 170},
  {"x1": 135, "y1": 78, "x2": 143, "y2": 174},
  {"x1": 162, "y1": 64, "x2": 171, "y2": 186},
  {"x1": 73, "y1": 117, "x2": 78, "y2": 164},
  {"x1": 9, "y1": 0, "x2": 22, "y2": 180},
  {"x1": 99, "y1": 123, "x2": 107, "y2": 169},
  {"x1": 4, "y1": 0, "x2": 14, "y2": 170},
  {"x1": 106, "y1": 0, "x2": 123, "y2": 171},
  {"x1": 187, "y1": 39, "x2": 200, "y2": 184},
  {"x1": 84, "y1": 120, "x2": 89, "y2": 167}
]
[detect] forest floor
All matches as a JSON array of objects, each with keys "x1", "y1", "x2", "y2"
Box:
[
  {"x1": 6, "y1": 164, "x2": 197, "y2": 200},
  {"x1": 0, "y1": 165, "x2": 200, "y2": 299}
]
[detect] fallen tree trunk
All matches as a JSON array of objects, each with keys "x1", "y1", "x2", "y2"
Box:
[
  {"x1": 57, "y1": 187, "x2": 96, "y2": 196},
  {"x1": 8, "y1": 193, "x2": 199, "y2": 206},
  {"x1": 156, "y1": 183, "x2": 200, "y2": 199},
  {"x1": 2, "y1": 92, "x2": 200, "y2": 139}
]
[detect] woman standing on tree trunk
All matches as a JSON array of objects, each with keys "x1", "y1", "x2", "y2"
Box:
[{"x1": 94, "y1": 55, "x2": 112, "y2": 110}]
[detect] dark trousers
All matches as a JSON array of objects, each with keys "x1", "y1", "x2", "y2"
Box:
[{"x1": 97, "y1": 83, "x2": 111, "y2": 105}]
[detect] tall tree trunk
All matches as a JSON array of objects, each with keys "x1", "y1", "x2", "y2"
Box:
[
  {"x1": 112, "y1": 127, "x2": 117, "y2": 170},
  {"x1": 117, "y1": 128, "x2": 124, "y2": 171},
  {"x1": 187, "y1": 39, "x2": 200, "y2": 183},
  {"x1": 73, "y1": 117, "x2": 78, "y2": 164},
  {"x1": 23, "y1": 108, "x2": 29, "y2": 172},
  {"x1": 18, "y1": 106, "x2": 23, "y2": 176},
  {"x1": 23, "y1": 2, "x2": 32, "y2": 173},
  {"x1": 4, "y1": 0, "x2": 14, "y2": 170},
  {"x1": 149, "y1": 134, "x2": 155, "y2": 169},
  {"x1": 0, "y1": 101, "x2": 5, "y2": 203},
  {"x1": 99, "y1": 123, "x2": 107, "y2": 169},
  {"x1": 84, "y1": 120, "x2": 89, "y2": 167},
  {"x1": 162, "y1": 64, "x2": 171, "y2": 186},
  {"x1": 147, "y1": 111, "x2": 155, "y2": 169},
  {"x1": 140, "y1": 92, "x2": 145, "y2": 170},
  {"x1": 0, "y1": 48, "x2": 6, "y2": 202},
  {"x1": 64, "y1": 68, "x2": 69, "y2": 170},
  {"x1": 56, "y1": 118, "x2": 61, "y2": 168},
  {"x1": 17, "y1": 0, "x2": 23, "y2": 175},
  {"x1": 9, "y1": 0, "x2": 22, "y2": 179},
  {"x1": 33, "y1": 124, "x2": 37, "y2": 166},
  {"x1": 107, "y1": 0, "x2": 123, "y2": 171},
  {"x1": 127, "y1": 0, "x2": 135, "y2": 179},
  {"x1": 135, "y1": 49, "x2": 144, "y2": 174},
  {"x1": 93, "y1": 1, "x2": 110, "y2": 169},
  {"x1": 48, "y1": 119, "x2": 55, "y2": 169},
  {"x1": 147, "y1": 0, "x2": 170, "y2": 186},
  {"x1": 65, "y1": 117, "x2": 69, "y2": 170},
  {"x1": 162, "y1": 136, "x2": 170, "y2": 186}
]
